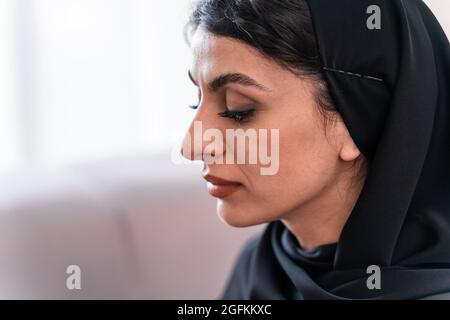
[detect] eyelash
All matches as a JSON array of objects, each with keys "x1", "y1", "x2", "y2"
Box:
[
  {"x1": 189, "y1": 104, "x2": 255, "y2": 124},
  {"x1": 218, "y1": 109, "x2": 255, "y2": 124}
]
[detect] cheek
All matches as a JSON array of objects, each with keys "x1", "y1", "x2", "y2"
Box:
[{"x1": 245, "y1": 112, "x2": 338, "y2": 216}]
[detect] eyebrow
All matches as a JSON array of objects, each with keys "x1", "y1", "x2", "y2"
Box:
[{"x1": 188, "y1": 70, "x2": 270, "y2": 92}]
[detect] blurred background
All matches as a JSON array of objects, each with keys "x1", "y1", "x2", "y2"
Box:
[{"x1": 0, "y1": 0, "x2": 448, "y2": 299}]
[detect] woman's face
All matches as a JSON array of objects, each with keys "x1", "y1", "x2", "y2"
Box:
[{"x1": 182, "y1": 29, "x2": 362, "y2": 228}]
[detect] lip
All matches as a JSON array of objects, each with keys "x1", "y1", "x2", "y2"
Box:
[{"x1": 202, "y1": 174, "x2": 242, "y2": 198}]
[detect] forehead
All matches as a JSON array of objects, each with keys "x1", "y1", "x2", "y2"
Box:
[
  {"x1": 189, "y1": 28, "x2": 285, "y2": 85},
  {"x1": 190, "y1": 29, "x2": 256, "y2": 65}
]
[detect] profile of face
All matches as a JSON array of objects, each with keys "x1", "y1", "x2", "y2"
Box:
[{"x1": 182, "y1": 28, "x2": 364, "y2": 230}]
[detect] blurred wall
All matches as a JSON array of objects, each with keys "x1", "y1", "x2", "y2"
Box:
[{"x1": 425, "y1": 0, "x2": 450, "y2": 35}]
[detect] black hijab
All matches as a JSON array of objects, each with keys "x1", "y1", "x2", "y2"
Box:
[{"x1": 222, "y1": 0, "x2": 450, "y2": 300}]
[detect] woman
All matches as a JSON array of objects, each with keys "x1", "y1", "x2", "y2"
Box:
[{"x1": 181, "y1": 0, "x2": 450, "y2": 299}]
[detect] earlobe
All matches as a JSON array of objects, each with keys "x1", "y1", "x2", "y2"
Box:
[
  {"x1": 339, "y1": 139, "x2": 361, "y2": 162},
  {"x1": 334, "y1": 118, "x2": 361, "y2": 162}
]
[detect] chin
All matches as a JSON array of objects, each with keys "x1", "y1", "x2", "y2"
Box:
[{"x1": 216, "y1": 201, "x2": 271, "y2": 228}]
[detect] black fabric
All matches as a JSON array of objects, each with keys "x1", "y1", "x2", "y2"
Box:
[{"x1": 222, "y1": 0, "x2": 450, "y2": 300}]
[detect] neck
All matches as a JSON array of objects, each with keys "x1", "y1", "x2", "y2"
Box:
[{"x1": 281, "y1": 167, "x2": 366, "y2": 251}]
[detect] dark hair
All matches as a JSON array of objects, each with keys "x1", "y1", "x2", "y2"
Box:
[{"x1": 184, "y1": 0, "x2": 367, "y2": 183}]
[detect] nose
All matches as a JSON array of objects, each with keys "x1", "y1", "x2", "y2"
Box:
[{"x1": 180, "y1": 105, "x2": 222, "y2": 162}]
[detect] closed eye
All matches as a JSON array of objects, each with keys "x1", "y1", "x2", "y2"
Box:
[{"x1": 217, "y1": 109, "x2": 255, "y2": 124}]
